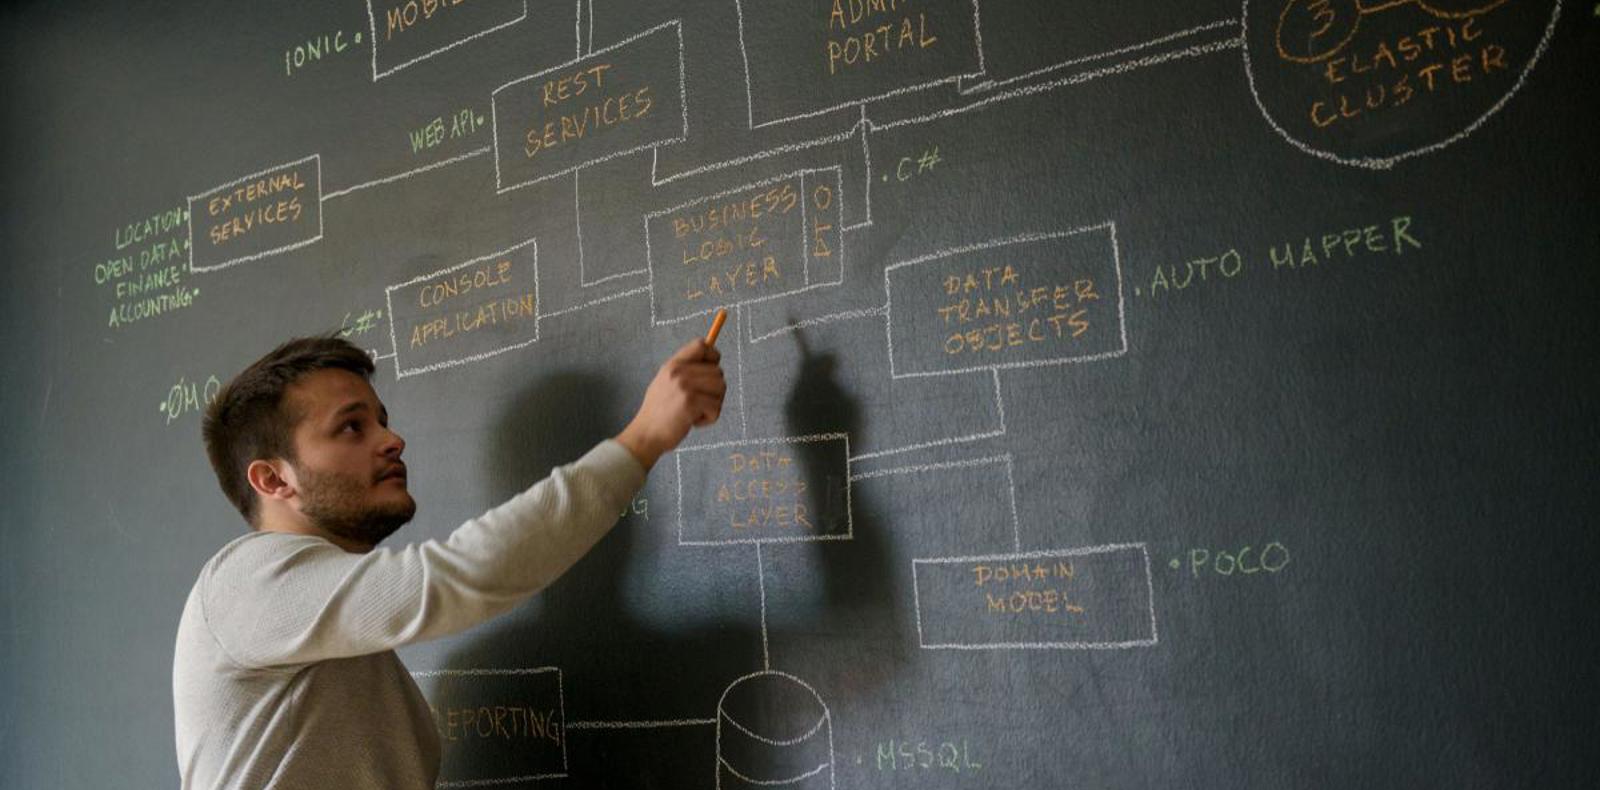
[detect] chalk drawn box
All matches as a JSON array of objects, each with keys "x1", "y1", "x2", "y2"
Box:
[
  {"x1": 884, "y1": 224, "x2": 1127, "y2": 378},
  {"x1": 645, "y1": 168, "x2": 844, "y2": 326},
  {"x1": 675, "y1": 435, "x2": 852, "y2": 546},
  {"x1": 734, "y1": 0, "x2": 984, "y2": 128},
  {"x1": 911, "y1": 544, "x2": 1158, "y2": 649},
  {"x1": 384, "y1": 237, "x2": 539, "y2": 378},
  {"x1": 411, "y1": 666, "x2": 567, "y2": 785},
  {"x1": 492, "y1": 21, "x2": 686, "y2": 191},
  {"x1": 186, "y1": 154, "x2": 323, "y2": 273},
  {"x1": 366, "y1": 0, "x2": 527, "y2": 80}
]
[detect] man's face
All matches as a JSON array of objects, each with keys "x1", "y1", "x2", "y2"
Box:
[{"x1": 282, "y1": 369, "x2": 415, "y2": 547}]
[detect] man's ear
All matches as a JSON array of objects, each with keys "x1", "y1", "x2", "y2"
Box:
[{"x1": 246, "y1": 459, "x2": 296, "y2": 504}]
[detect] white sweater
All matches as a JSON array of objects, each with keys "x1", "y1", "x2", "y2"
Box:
[{"x1": 173, "y1": 440, "x2": 645, "y2": 789}]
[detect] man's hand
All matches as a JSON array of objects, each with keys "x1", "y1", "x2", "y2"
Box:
[{"x1": 615, "y1": 339, "x2": 726, "y2": 470}]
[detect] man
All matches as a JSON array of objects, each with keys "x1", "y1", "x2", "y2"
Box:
[{"x1": 173, "y1": 335, "x2": 725, "y2": 788}]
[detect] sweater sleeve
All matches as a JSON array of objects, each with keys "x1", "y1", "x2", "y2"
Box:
[{"x1": 200, "y1": 439, "x2": 646, "y2": 669}]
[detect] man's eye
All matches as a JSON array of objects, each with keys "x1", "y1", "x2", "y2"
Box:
[{"x1": 342, "y1": 420, "x2": 362, "y2": 433}]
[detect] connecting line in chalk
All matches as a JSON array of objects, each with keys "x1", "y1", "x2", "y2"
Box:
[
  {"x1": 734, "y1": 304, "x2": 748, "y2": 439},
  {"x1": 874, "y1": 35, "x2": 1242, "y2": 132},
  {"x1": 845, "y1": 104, "x2": 875, "y2": 232},
  {"x1": 566, "y1": 718, "x2": 717, "y2": 730},
  {"x1": 650, "y1": 122, "x2": 862, "y2": 187},
  {"x1": 849, "y1": 368, "x2": 1007, "y2": 462},
  {"x1": 585, "y1": 0, "x2": 593, "y2": 54},
  {"x1": 537, "y1": 285, "x2": 650, "y2": 321},
  {"x1": 321, "y1": 146, "x2": 492, "y2": 201},
  {"x1": 746, "y1": 304, "x2": 887, "y2": 346},
  {"x1": 976, "y1": 18, "x2": 1239, "y2": 96},
  {"x1": 850, "y1": 453, "x2": 1022, "y2": 551},
  {"x1": 576, "y1": 170, "x2": 648, "y2": 288},
  {"x1": 650, "y1": 107, "x2": 881, "y2": 224},
  {"x1": 849, "y1": 453, "x2": 1011, "y2": 482},
  {"x1": 756, "y1": 543, "x2": 770, "y2": 671},
  {"x1": 367, "y1": 0, "x2": 527, "y2": 81},
  {"x1": 438, "y1": 772, "x2": 563, "y2": 786},
  {"x1": 1002, "y1": 453, "x2": 1021, "y2": 552}
]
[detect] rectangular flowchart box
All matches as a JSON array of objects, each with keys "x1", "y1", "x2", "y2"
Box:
[
  {"x1": 367, "y1": 0, "x2": 527, "y2": 80},
  {"x1": 884, "y1": 224, "x2": 1127, "y2": 379},
  {"x1": 646, "y1": 167, "x2": 844, "y2": 325},
  {"x1": 385, "y1": 238, "x2": 539, "y2": 378},
  {"x1": 411, "y1": 666, "x2": 567, "y2": 784},
  {"x1": 187, "y1": 155, "x2": 322, "y2": 273},
  {"x1": 675, "y1": 434, "x2": 852, "y2": 546},
  {"x1": 802, "y1": 167, "x2": 845, "y2": 288},
  {"x1": 735, "y1": 0, "x2": 983, "y2": 127},
  {"x1": 492, "y1": 21, "x2": 686, "y2": 191},
  {"x1": 912, "y1": 544, "x2": 1158, "y2": 650}
]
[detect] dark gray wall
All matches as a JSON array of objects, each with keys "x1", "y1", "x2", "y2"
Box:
[{"x1": 2, "y1": 1, "x2": 1596, "y2": 787}]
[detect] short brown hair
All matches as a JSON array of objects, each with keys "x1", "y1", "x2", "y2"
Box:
[{"x1": 203, "y1": 335, "x2": 376, "y2": 524}]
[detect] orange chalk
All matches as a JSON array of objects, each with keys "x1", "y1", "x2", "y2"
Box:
[{"x1": 704, "y1": 308, "x2": 728, "y2": 347}]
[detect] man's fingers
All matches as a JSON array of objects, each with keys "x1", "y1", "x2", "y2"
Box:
[
  {"x1": 670, "y1": 338, "x2": 710, "y2": 363},
  {"x1": 663, "y1": 338, "x2": 725, "y2": 430},
  {"x1": 674, "y1": 337, "x2": 722, "y2": 362},
  {"x1": 691, "y1": 394, "x2": 722, "y2": 427},
  {"x1": 695, "y1": 387, "x2": 725, "y2": 423},
  {"x1": 678, "y1": 367, "x2": 726, "y2": 396}
]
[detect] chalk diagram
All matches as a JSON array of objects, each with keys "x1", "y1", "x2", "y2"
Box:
[
  {"x1": 167, "y1": 0, "x2": 1560, "y2": 785},
  {"x1": 1243, "y1": 0, "x2": 1562, "y2": 167}
]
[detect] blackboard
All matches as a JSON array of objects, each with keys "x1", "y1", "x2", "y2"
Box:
[{"x1": 2, "y1": 1, "x2": 1597, "y2": 787}]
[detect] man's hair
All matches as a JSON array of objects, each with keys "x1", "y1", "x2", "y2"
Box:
[{"x1": 203, "y1": 336, "x2": 375, "y2": 524}]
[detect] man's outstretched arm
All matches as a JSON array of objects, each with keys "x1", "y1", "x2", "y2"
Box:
[{"x1": 200, "y1": 340, "x2": 727, "y2": 668}]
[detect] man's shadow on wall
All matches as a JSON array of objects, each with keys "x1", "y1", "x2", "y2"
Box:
[
  {"x1": 437, "y1": 326, "x2": 899, "y2": 788},
  {"x1": 784, "y1": 327, "x2": 896, "y2": 621}
]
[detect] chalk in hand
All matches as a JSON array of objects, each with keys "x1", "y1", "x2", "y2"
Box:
[{"x1": 705, "y1": 307, "x2": 728, "y2": 347}]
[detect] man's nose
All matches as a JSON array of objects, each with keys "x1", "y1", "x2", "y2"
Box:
[{"x1": 380, "y1": 428, "x2": 405, "y2": 458}]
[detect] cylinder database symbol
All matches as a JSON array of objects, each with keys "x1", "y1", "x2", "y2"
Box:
[{"x1": 715, "y1": 671, "x2": 835, "y2": 789}]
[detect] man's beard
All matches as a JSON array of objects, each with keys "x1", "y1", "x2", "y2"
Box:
[{"x1": 298, "y1": 467, "x2": 415, "y2": 548}]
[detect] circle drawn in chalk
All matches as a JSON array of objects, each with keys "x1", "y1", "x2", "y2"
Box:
[
  {"x1": 1244, "y1": 0, "x2": 1563, "y2": 168},
  {"x1": 1275, "y1": 0, "x2": 1363, "y2": 63}
]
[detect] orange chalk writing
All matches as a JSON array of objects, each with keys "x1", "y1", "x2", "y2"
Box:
[
  {"x1": 824, "y1": 0, "x2": 939, "y2": 76},
  {"x1": 934, "y1": 265, "x2": 1098, "y2": 356}
]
